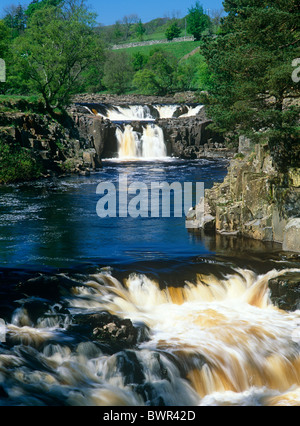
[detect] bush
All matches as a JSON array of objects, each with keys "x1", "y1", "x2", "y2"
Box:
[{"x1": 0, "y1": 140, "x2": 42, "y2": 183}]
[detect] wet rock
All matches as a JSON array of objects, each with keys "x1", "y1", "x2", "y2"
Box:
[
  {"x1": 74, "y1": 312, "x2": 150, "y2": 348},
  {"x1": 17, "y1": 274, "x2": 83, "y2": 301},
  {"x1": 268, "y1": 272, "x2": 300, "y2": 311}
]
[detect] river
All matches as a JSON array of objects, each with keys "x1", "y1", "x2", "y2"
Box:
[{"x1": 0, "y1": 112, "x2": 300, "y2": 406}]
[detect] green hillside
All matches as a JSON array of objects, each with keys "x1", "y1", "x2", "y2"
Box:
[{"x1": 117, "y1": 40, "x2": 201, "y2": 61}]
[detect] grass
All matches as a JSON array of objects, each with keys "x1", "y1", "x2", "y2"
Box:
[
  {"x1": 117, "y1": 40, "x2": 202, "y2": 61},
  {"x1": 0, "y1": 94, "x2": 40, "y2": 103},
  {"x1": 0, "y1": 94, "x2": 45, "y2": 114}
]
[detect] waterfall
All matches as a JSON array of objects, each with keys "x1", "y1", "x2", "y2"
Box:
[
  {"x1": 116, "y1": 124, "x2": 167, "y2": 159},
  {"x1": 153, "y1": 105, "x2": 180, "y2": 119},
  {"x1": 80, "y1": 103, "x2": 204, "y2": 120},
  {"x1": 96, "y1": 105, "x2": 154, "y2": 121},
  {"x1": 78, "y1": 102, "x2": 205, "y2": 160},
  {"x1": 180, "y1": 105, "x2": 204, "y2": 117}
]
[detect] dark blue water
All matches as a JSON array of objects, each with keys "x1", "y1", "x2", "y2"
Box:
[{"x1": 0, "y1": 159, "x2": 228, "y2": 270}]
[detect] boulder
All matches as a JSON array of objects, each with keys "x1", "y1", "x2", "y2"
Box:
[{"x1": 268, "y1": 272, "x2": 300, "y2": 311}]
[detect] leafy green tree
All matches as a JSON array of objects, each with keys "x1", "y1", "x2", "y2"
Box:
[
  {"x1": 0, "y1": 21, "x2": 10, "y2": 59},
  {"x1": 122, "y1": 14, "x2": 139, "y2": 40},
  {"x1": 135, "y1": 20, "x2": 146, "y2": 41},
  {"x1": 25, "y1": 0, "x2": 62, "y2": 20},
  {"x1": 102, "y1": 51, "x2": 133, "y2": 94},
  {"x1": 133, "y1": 49, "x2": 177, "y2": 95},
  {"x1": 113, "y1": 21, "x2": 125, "y2": 43},
  {"x1": 132, "y1": 52, "x2": 148, "y2": 71},
  {"x1": 133, "y1": 69, "x2": 158, "y2": 95},
  {"x1": 201, "y1": 0, "x2": 300, "y2": 168},
  {"x1": 13, "y1": 1, "x2": 104, "y2": 114},
  {"x1": 165, "y1": 21, "x2": 182, "y2": 41},
  {"x1": 3, "y1": 4, "x2": 27, "y2": 37},
  {"x1": 187, "y1": 2, "x2": 211, "y2": 40},
  {"x1": 176, "y1": 54, "x2": 208, "y2": 91}
]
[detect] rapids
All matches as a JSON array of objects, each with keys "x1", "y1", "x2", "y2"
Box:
[
  {"x1": 0, "y1": 267, "x2": 299, "y2": 406},
  {"x1": 0, "y1": 147, "x2": 299, "y2": 407}
]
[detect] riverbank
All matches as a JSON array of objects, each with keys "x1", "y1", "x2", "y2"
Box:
[
  {"x1": 188, "y1": 140, "x2": 300, "y2": 253},
  {"x1": 0, "y1": 97, "x2": 103, "y2": 184}
]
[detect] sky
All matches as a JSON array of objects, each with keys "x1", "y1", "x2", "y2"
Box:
[{"x1": 0, "y1": 0, "x2": 224, "y2": 25}]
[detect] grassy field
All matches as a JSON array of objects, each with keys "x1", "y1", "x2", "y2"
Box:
[{"x1": 117, "y1": 40, "x2": 202, "y2": 61}]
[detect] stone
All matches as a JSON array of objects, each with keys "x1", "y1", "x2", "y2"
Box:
[
  {"x1": 288, "y1": 168, "x2": 300, "y2": 187},
  {"x1": 238, "y1": 135, "x2": 254, "y2": 154},
  {"x1": 204, "y1": 144, "x2": 300, "y2": 249},
  {"x1": 283, "y1": 218, "x2": 300, "y2": 253},
  {"x1": 74, "y1": 312, "x2": 150, "y2": 348},
  {"x1": 268, "y1": 272, "x2": 300, "y2": 311}
]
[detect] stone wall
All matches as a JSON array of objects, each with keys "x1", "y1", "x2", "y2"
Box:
[{"x1": 112, "y1": 36, "x2": 195, "y2": 50}]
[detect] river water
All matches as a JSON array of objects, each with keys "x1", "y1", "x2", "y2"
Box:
[{"x1": 0, "y1": 156, "x2": 300, "y2": 406}]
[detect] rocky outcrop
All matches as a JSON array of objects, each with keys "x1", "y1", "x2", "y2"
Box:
[
  {"x1": 0, "y1": 111, "x2": 102, "y2": 177},
  {"x1": 159, "y1": 117, "x2": 234, "y2": 159},
  {"x1": 190, "y1": 142, "x2": 300, "y2": 252}
]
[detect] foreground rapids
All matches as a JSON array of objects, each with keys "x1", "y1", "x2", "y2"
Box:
[{"x1": 0, "y1": 267, "x2": 300, "y2": 406}]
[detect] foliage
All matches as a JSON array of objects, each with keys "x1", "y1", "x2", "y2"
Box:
[
  {"x1": 0, "y1": 139, "x2": 42, "y2": 183},
  {"x1": 102, "y1": 51, "x2": 134, "y2": 94},
  {"x1": 12, "y1": 1, "x2": 104, "y2": 114},
  {"x1": 165, "y1": 21, "x2": 182, "y2": 41},
  {"x1": 176, "y1": 54, "x2": 208, "y2": 91},
  {"x1": 187, "y1": 2, "x2": 211, "y2": 40},
  {"x1": 25, "y1": 0, "x2": 62, "y2": 19},
  {"x1": 3, "y1": 4, "x2": 27, "y2": 37},
  {"x1": 134, "y1": 20, "x2": 146, "y2": 41},
  {"x1": 132, "y1": 52, "x2": 148, "y2": 71},
  {"x1": 0, "y1": 21, "x2": 10, "y2": 59},
  {"x1": 133, "y1": 49, "x2": 177, "y2": 95},
  {"x1": 201, "y1": 0, "x2": 300, "y2": 168}
]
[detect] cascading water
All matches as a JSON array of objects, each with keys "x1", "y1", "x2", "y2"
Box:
[
  {"x1": 116, "y1": 124, "x2": 167, "y2": 159},
  {"x1": 104, "y1": 105, "x2": 154, "y2": 122},
  {"x1": 1, "y1": 267, "x2": 300, "y2": 406},
  {"x1": 78, "y1": 102, "x2": 204, "y2": 160}
]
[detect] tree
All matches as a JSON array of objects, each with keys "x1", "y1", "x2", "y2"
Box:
[
  {"x1": 201, "y1": 0, "x2": 300, "y2": 168},
  {"x1": 135, "y1": 19, "x2": 146, "y2": 41},
  {"x1": 187, "y1": 2, "x2": 211, "y2": 40},
  {"x1": 102, "y1": 51, "x2": 133, "y2": 94},
  {"x1": 25, "y1": 0, "x2": 62, "y2": 20},
  {"x1": 133, "y1": 49, "x2": 177, "y2": 95},
  {"x1": 0, "y1": 21, "x2": 10, "y2": 59},
  {"x1": 3, "y1": 4, "x2": 27, "y2": 37},
  {"x1": 13, "y1": 1, "x2": 104, "y2": 114},
  {"x1": 122, "y1": 14, "x2": 139, "y2": 40},
  {"x1": 132, "y1": 52, "x2": 148, "y2": 71},
  {"x1": 165, "y1": 21, "x2": 181, "y2": 41}
]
